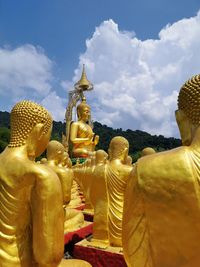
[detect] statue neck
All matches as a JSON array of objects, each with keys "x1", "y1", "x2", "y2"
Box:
[
  {"x1": 191, "y1": 126, "x2": 200, "y2": 150},
  {"x1": 7, "y1": 145, "x2": 35, "y2": 161}
]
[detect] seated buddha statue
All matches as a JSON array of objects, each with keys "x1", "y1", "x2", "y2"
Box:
[
  {"x1": 0, "y1": 100, "x2": 91, "y2": 267},
  {"x1": 70, "y1": 97, "x2": 99, "y2": 158},
  {"x1": 123, "y1": 74, "x2": 200, "y2": 267},
  {"x1": 73, "y1": 139, "x2": 133, "y2": 248},
  {"x1": 45, "y1": 140, "x2": 84, "y2": 232}
]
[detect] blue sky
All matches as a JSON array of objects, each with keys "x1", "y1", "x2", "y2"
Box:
[{"x1": 0, "y1": 0, "x2": 200, "y2": 136}]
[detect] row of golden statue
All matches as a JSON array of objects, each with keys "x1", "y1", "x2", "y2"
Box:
[{"x1": 1, "y1": 71, "x2": 200, "y2": 267}]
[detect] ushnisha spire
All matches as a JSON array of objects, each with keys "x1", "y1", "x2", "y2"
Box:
[{"x1": 74, "y1": 64, "x2": 93, "y2": 91}]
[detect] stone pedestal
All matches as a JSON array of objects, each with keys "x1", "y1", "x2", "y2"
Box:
[{"x1": 73, "y1": 238, "x2": 127, "y2": 267}]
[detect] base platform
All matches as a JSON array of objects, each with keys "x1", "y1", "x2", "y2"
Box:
[
  {"x1": 64, "y1": 221, "x2": 93, "y2": 245},
  {"x1": 73, "y1": 238, "x2": 127, "y2": 267}
]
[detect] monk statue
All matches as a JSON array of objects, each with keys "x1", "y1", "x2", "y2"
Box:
[
  {"x1": 123, "y1": 74, "x2": 200, "y2": 267},
  {"x1": 70, "y1": 97, "x2": 99, "y2": 158},
  {"x1": 0, "y1": 100, "x2": 91, "y2": 267},
  {"x1": 73, "y1": 137, "x2": 133, "y2": 248},
  {"x1": 45, "y1": 140, "x2": 72, "y2": 204},
  {"x1": 106, "y1": 136, "x2": 133, "y2": 247},
  {"x1": 45, "y1": 140, "x2": 84, "y2": 232}
]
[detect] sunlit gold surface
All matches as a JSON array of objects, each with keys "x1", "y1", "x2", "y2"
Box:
[
  {"x1": 141, "y1": 147, "x2": 156, "y2": 157},
  {"x1": 75, "y1": 64, "x2": 91, "y2": 90},
  {"x1": 45, "y1": 140, "x2": 72, "y2": 205},
  {"x1": 123, "y1": 74, "x2": 200, "y2": 267},
  {"x1": 74, "y1": 138, "x2": 133, "y2": 248},
  {"x1": 45, "y1": 140, "x2": 84, "y2": 232},
  {"x1": 70, "y1": 98, "x2": 99, "y2": 158},
  {"x1": 0, "y1": 101, "x2": 90, "y2": 267}
]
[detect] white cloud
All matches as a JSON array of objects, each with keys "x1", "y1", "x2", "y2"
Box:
[
  {"x1": 41, "y1": 91, "x2": 66, "y2": 122},
  {"x1": 72, "y1": 12, "x2": 200, "y2": 137},
  {"x1": 0, "y1": 44, "x2": 67, "y2": 122},
  {"x1": 0, "y1": 44, "x2": 53, "y2": 99}
]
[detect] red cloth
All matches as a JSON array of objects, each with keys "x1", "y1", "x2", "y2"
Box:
[
  {"x1": 75, "y1": 204, "x2": 86, "y2": 210},
  {"x1": 74, "y1": 242, "x2": 127, "y2": 267},
  {"x1": 64, "y1": 223, "x2": 93, "y2": 245}
]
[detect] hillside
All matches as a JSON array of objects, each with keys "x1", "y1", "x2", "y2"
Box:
[{"x1": 0, "y1": 111, "x2": 181, "y2": 160}]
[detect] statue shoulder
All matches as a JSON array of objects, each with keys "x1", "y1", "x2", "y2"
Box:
[
  {"x1": 71, "y1": 121, "x2": 80, "y2": 127},
  {"x1": 137, "y1": 146, "x2": 192, "y2": 183},
  {"x1": 32, "y1": 163, "x2": 59, "y2": 180}
]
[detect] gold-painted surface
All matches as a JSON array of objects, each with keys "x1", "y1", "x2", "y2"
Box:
[
  {"x1": 70, "y1": 99, "x2": 99, "y2": 158},
  {"x1": 106, "y1": 137, "x2": 133, "y2": 247},
  {"x1": 74, "y1": 138, "x2": 133, "y2": 248},
  {"x1": 141, "y1": 147, "x2": 156, "y2": 157},
  {"x1": 0, "y1": 100, "x2": 90, "y2": 267},
  {"x1": 67, "y1": 180, "x2": 82, "y2": 208},
  {"x1": 64, "y1": 208, "x2": 84, "y2": 232},
  {"x1": 45, "y1": 140, "x2": 73, "y2": 205},
  {"x1": 123, "y1": 74, "x2": 200, "y2": 267},
  {"x1": 76, "y1": 64, "x2": 91, "y2": 90},
  {"x1": 45, "y1": 140, "x2": 84, "y2": 232}
]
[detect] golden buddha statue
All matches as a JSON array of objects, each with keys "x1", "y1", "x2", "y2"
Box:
[
  {"x1": 123, "y1": 74, "x2": 200, "y2": 267},
  {"x1": 45, "y1": 140, "x2": 84, "y2": 232},
  {"x1": 0, "y1": 100, "x2": 90, "y2": 267},
  {"x1": 106, "y1": 136, "x2": 133, "y2": 247},
  {"x1": 70, "y1": 97, "x2": 99, "y2": 158},
  {"x1": 46, "y1": 140, "x2": 72, "y2": 204},
  {"x1": 74, "y1": 138, "x2": 133, "y2": 248}
]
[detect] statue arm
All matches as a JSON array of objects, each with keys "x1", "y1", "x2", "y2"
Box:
[
  {"x1": 122, "y1": 165, "x2": 153, "y2": 267},
  {"x1": 31, "y1": 167, "x2": 64, "y2": 267},
  {"x1": 70, "y1": 122, "x2": 93, "y2": 144},
  {"x1": 59, "y1": 169, "x2": 73, "y2": 205}
]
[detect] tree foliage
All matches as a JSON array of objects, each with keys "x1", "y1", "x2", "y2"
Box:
[{"x1": 0, "y1": 111, "x2": 181, "y2": 158}]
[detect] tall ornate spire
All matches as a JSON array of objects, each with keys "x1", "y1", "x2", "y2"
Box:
[{"x1": 75, "y1": 64, "x2": 93, "y2": 91}]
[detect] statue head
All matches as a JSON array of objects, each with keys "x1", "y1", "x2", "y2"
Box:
[
  {"x1": 96, "y1": 150, "x2": 108, "y2": 165},
  {"x1": 9, "y1": 100, "x2": 52, "y2": 157},
  {"x1": 176, "y1": 74, "x2": 200, "y2": 145},
  {"x1": 141, "y1": 147, "x2": 156, "y2": 157},
  {"x1": 77, "y1": 97, "x2": 91, "y2": 122},
  {"x1": 46, "y1": 140, "x2": 65, "y2": 164},
  {"x1": 108, "y1": 136, "x2": 129, "y2": 161}
]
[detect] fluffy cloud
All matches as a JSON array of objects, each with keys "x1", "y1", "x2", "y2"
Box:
[
  {"x1": 41, "y1": 91, "x2": 66, "y2": 121},
  {"x1": 0, "y1": 44, "x2": 66, "y2": 121},
  {"x1": 72, "y1": 12, "x2": 200, "y2": 137},
  {"x1": 0, "y1": 45, "x2": 53, "y2": 98}
]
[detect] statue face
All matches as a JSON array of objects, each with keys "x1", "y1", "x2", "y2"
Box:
[{"x1": 80, "y1": 107, "x2": 90, "y2": 121}]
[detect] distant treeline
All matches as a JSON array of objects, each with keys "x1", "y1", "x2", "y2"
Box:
[{"x1": 0, "y1": 111, "x2": 181, "y2": 161}]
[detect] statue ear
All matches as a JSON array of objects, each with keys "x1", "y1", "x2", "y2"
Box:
[
  {"x1": 36, "y1": 123, "x2": 45, "y2": 141},
  {"x1": 28, "y1": 123, "x2": 45, "y2": 141},
  {"x1": 175, "y1": 109, "x2": 192, "y2": 146}
]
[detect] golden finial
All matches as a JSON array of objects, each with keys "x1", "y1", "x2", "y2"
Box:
[{"x1": 75, "y1": 64, "x2": 93, "y2": 91}]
